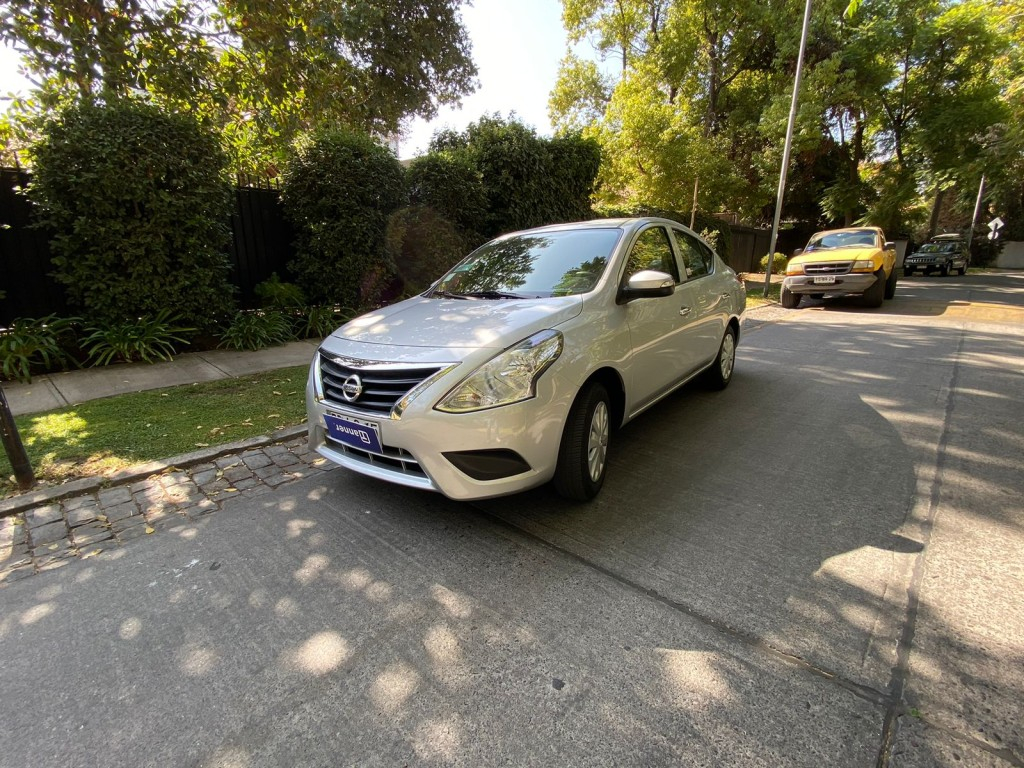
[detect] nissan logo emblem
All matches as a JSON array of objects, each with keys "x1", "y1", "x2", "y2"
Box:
[{"x1": 341, "y1": 374, "x2": 363, "y2": 403}]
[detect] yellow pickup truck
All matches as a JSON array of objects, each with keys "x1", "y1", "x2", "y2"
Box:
[{"x1": 781, "y1": 227, "x2": 897, "y2": 309}]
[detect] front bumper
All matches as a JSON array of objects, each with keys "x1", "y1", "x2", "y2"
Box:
[
  {"x1": 904, "y1": 256, "x2": 949, "y2": 269},
  {"x1": 305, "y1": 361, "x2": 576, "y2": 501},
  {"x1": 782, "y1": 273, "x2": 877, "y2": 296}
]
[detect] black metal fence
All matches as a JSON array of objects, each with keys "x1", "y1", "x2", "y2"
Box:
[{"x1": 0, "y1": 169, "x2": 295, "y2": 326}]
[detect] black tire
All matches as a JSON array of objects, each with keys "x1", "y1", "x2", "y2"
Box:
[
  {"x1": 704, "y1": 326, "x2": 737, "y2": 391},
  {"x1": 862, "y1": 270, "x2": 885, "y2": 308},
  {"x1": 884, "y1": 267, "x2": 897, "y2": 299},
  {"x1": 940, "y1": 263, "x2": 949, "y2": 277},
  {"x1": 780, "y1": 285, "x2": 800, "y2": 309},
  {"x1": 959, "y1": 266, "x2": 967, "y2": 276},
  {"x1": 553, "y1": 382, "x2": 611, "y2": 501}
]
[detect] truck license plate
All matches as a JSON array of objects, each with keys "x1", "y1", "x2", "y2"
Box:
[{"x1": 813, "y1": 275, "x2": 836, "y2": 285}]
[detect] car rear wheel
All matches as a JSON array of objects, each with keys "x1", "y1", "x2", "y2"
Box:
[
  {"x1": 780, "y1": 285, "x2": 800, "y2": 309},
  {"x1": 940, "y1": 263, "x2": 949, "y2": 276},
  {"x1": 884, "y1": 267, "x2": 897, "y2": 299},
  {"x1": 554, "y1": 382, "x2": 610, "y2": 501},
  {"x1": 862, "y1": 270, "x2": 885, "y2": 308},
  {"x1": 704, "y1": 326, "x2": 737, "y2": 391}
]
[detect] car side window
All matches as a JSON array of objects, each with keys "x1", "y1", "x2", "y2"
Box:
[
  {"x1": 672, "y1": 229, "x2": 714, "y2": 279},
  {"x1": 625, "y1": 226, "x2": 680, "y2": 283}
]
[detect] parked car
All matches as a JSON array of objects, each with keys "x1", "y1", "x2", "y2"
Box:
[
  {"x1": 306, "y1": 217, "x2": 746, "y2": 501},
  {"x1": 903, "y1": 233, "x2": 969, "y2": 276},
  {"x1": 781, "y1": 226, "x2": 897, "y2": 308}
]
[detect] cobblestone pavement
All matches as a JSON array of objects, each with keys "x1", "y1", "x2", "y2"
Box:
[{"x1": 0, "y1": 436, "x2": 332, "y2": 585}]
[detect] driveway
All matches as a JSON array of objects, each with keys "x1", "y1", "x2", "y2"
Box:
[{"x1": 1, "y1": 271, "x2": 1022, "y2": 767}]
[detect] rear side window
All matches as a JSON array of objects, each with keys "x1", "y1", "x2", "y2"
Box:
[{"x1": 672, "y1": 229, "x2": 715, "y2": 279}]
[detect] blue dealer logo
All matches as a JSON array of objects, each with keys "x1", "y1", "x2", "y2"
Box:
[{"x1": 333, "y1": 423, "x2": 372, "y2": 445}]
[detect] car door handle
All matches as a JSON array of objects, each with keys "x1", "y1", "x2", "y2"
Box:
[{"x1": 679, "y1": 306, "x2": 692, "y2": 317}]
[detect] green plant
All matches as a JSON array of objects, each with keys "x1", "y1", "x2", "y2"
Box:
[
  {"x1": 219, "y1": 310, "x2": 295, "y2": 350},
  {"x1": 28, "y1": 99, "x2": 237, "y2": 328},
  {"x1": 0, "y1": 315, "x2": 78, "y2": 383},
  {"x1": 254, "y1": 273, "x2": 306, "y2": 309},
  {"x1": 759, "y1": 252, "x2": 789, "y2": 274},
  {"x1": 282, "y1": 127, "x2": 407, "y2": 309},
  {"x1": 300, "y1": 305, "x2": 353, "y2": 339},
  {"x1": 82, "y1": 310, "x2": 194, "y2": 366},
  {"x1": 384, "y1": 205, "x2": 472, "y2": 295}
]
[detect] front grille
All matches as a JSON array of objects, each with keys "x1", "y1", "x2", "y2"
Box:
[
  {"x1": 319, "y1": 354, "x2": 442, "y2": 416},
  {"x1": 325, "y1": 437, "x2": 427, "y2": 478},
  {"x1": 804, "y1": 262, "x2": 853, "y2": 275}
]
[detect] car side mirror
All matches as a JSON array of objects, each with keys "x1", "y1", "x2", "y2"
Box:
[
  {"x1": 884, "y1": 241, "x2": 895, "y2": 250},
  {"x1": 793, "y1": 248, "x2": 803, "y2": 257},
  {"x1": 618, "y1": 270, "x2": 675, "y2": 303}
]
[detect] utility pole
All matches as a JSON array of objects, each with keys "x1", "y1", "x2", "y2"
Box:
[
  {"x1": 0, "y1": 384, "x2": 34, "y2": 490},
  {"x1": 763, "y1": 0, "x2": 813, "y2": 298},
  {"x1": 966, "y1": 174, "x2": 985, "y2": 259}
]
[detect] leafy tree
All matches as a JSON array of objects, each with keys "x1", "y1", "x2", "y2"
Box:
[
  {"x1": 281, "y1": 128, "x2": 407, "y2": 308},
  {"x1": 1, "y1": 0, "x2": 477, "y2": 171},
  {"x1": 28, "y1": 99, "x2": 236, "y2": 328}
]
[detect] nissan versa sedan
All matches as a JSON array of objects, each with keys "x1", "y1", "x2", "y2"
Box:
[{"x1": 306, "y1": 217, "x2": 746, "y2": 501}]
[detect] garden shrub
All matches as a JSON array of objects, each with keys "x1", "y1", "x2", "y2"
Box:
[
  {"x1": 219, "y1": 310, "x2": 295, "y2": 351},
  {"x1": 29, "y1": 99, "x2": 236, "y2": 329},
  {"x1": 759, "y1": 252, "x2": 789, "y2": 274},
  {"x1": 406, "y1": 153, "x2": 486, "y2": 241},
  {"x1": 300, "y1": 305, "x2": 354, "y2": 339},
  {"x1": 82, "y1": 310, "x2": 194, "y2": 366},
  {"x1": 0, "y1": 315, "x2": 79, "y2": 383},
  {"x1": 427, "y1": 116, "x2": 601, "y2": 239},
  {"x1": 282, "y1": 128, "x2": 407, "y2": 309},
  {"x1": 385, "y1": 205, "x2": 471, "y2": 295},
  {"x1": 254, "y1": 273, "x2": 306, "y2": 309}
]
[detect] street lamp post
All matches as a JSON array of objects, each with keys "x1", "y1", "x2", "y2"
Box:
[
  {"x1": 0, "y1": 384, "x2": 34, "y2": 491},
  {"x1": 763, "y1": 0, "x2": 813, "y2": 297}
]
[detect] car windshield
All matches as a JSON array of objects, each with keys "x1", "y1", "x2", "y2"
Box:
[
  {"x1": 804, "y1": 230, "x2": 878, "y2": 251},
  {"x1": 428, "y1": 228, "x2": 621, "y2": 299},
  {"x1": 919, "y1": 242, "x2": 957, "y2": 253}
]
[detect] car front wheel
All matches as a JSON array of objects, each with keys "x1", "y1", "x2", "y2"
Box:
[
  {"x1": 781, "y1": 285, "x2": 800, "y2": 308},
  {"x1": 554, "y1": 382, "x2": 611, "y2": 501}
]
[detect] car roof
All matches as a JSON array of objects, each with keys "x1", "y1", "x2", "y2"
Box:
[
  {"x1": 929, "y1": 233, "x2": 963, "y2": 241},
  {"x1": 509, "y1": 216, "x2": 700, "y2": 236}
]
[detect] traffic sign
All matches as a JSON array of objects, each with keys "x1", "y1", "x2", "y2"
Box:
[{"x1": 988, "y1": 217, "x2": 1005, "y2": 231}]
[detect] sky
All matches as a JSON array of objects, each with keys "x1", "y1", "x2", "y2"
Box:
[{"x1": 0, "y1": 0, "x2": 576, "y2": 160}]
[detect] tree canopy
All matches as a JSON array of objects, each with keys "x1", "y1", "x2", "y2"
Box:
[
  {"x1": 551, "y1": 0, "x2": 1021, "y2": 236},
  {"x1": 0, "y1": 0, "x2": 477, "y2": 171}
]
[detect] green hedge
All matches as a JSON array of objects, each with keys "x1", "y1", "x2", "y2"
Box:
[
  {"x1": 282, "y1": 128, "x2": 407, "y2": 308},
  {"x1": 29, "y1": 100, "x2": 236, "y2": 329}
]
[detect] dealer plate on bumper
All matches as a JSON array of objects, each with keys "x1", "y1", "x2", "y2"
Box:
[
  {"x1": 324, "y1": 411, "x2": 383, "y2": 454},
  {"x1": 812, "y1": 275, "x2": 837, "y2": 285}
]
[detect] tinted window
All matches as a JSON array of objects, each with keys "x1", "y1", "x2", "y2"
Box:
[
  {"x1": 432, "y1": 228, "x2": 621, "y2": 298},
  {"x1": 625, "y1": 226, "x2": 679, "y2": 282}
]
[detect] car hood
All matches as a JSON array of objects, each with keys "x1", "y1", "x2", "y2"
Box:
[
  {"x1": 327, "y1": 295, "x2": 584, "y2": 353},
  {"x1": 790, "y1": 246, "x2": 880, "y2": 266}
]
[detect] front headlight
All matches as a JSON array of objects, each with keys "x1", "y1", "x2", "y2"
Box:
[
  {"x1": 436, "y1": 330, "x2": 563, "y2": 413},
  {"x1": 852, "y1": 259, "x2": 877, "y2": 273}
]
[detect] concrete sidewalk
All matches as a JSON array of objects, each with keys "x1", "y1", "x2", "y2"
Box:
[{"x1": 3, "y1": 339, "x2": 320, "y2": 416}]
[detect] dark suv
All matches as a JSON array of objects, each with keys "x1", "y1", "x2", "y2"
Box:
[{"x1": 903, "y1": 234, "x2": 969, "y2": 276}]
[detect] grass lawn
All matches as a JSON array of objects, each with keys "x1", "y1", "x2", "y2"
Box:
[
  {"x1": 1, "y1": 365, "x2": 309, "y2": 497},
  {"x1": 743, "y1": 275, "x2": 781, "y2": 308}
]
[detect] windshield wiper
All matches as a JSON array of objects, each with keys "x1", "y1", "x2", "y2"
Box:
[
  {"x1": 461, "y1": 290, "x2": 528, "y2": 300},
  {"x1": 429, "y1": 289, "x2": 470, "y2": 300}
]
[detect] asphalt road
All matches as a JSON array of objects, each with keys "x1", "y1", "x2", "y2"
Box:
[{"x1": 2, "y1": 271, "x2": 1022, "y2": 768}]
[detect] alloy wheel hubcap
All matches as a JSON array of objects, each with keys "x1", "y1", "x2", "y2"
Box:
[
  {"x1": 721, "y1": 334, "x2": 735, "y2": 381},
  {"x1": 587, "y1": 401, "x2": 609, "y2": 482}
]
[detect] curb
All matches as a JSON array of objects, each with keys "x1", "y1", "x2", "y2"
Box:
[{"x1": 0, "y1": 424, "x2": 308, "y2": 518}]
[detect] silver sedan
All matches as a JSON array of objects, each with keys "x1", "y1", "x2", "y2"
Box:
[{"x1": 306, "y1": 217, "x2": 746, "y2": 501}]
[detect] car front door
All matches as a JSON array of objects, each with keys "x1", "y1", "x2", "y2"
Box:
[
  {"x1": 621, "y1": 224, "x2": 703, "y2": 413},
  {"x1": 670, "y1": 227, "x2": 730, "y2": 368}
]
